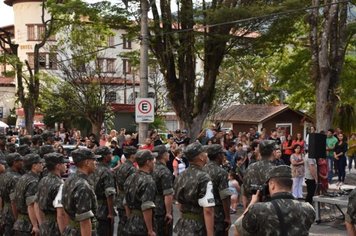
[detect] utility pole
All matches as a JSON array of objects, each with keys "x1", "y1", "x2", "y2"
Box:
[{"x1": 138, "y1": 0, "x2": 149, "y2": 145}]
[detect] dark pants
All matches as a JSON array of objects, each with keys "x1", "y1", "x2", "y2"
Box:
[
  {"x1": 337, "y1": 157, "x2": 347, "y2": 182},
  {"x1": 305, "y1": 179, "x2": 316, "y2": 205},
  {"x1": 155, "y1": 215, "x2": 172, "y2": 236},
  {"x1": 117, "y1": 208, "x2": 127, "y2": 236},
  {"x1": 97, "y1": 219, "x2": 112, "y2": 236}
]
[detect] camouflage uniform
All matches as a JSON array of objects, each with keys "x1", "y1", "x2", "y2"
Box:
[
  {"x1": 174, "y1": 164, "x2": 215, "y2": 236},
  {"x1": 152, "y1": 161, "x2": 173, "y2": 236},
  {"x1": 114, "y1": 146, "x2": 137, "y2": 235},
  {"x1": 36, "y1": 172, "x2": 64, "y2": 236},
  {"x1": 242, "y1": 160, "x2": 275, "y2": 200},
  {"x1": 346, "y1": 188, "x2": 356, "y2": 225},
  {"x1": 235, "y1": 165, "x2": 316, "y2": 236},
  {"x1": 236, "y1": 192, "x2": 315, "y2": 236},
  {"x1": 203, "y1": 160, "x2": 231, "y2": 235},
  {"x1": 0, "y1": 154, "x2": 23, "y2": 236},
  {"x1": 62, "y1": 149, "x2": 98, "y2": 236},
  {"x1": 13, "y1": 171, "x2": 41, "y2": 235},
  {"x1": 89, "y1": 151, "x2": 116, "y2": 236},
  {"x1": 124, "y1": 169, "x2": 156, "y2": 235}
]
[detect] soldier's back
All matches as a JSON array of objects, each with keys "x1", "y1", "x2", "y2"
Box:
[{"x1": 242, "y1": 195, "x2": 316, "y2": 235}]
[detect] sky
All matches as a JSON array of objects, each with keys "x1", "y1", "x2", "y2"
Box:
[{"x1": 0, "y1": 1, "x2": 13, "y2": 27}]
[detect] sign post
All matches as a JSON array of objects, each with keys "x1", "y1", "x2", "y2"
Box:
[{"x1": 135, "y1": 98, "x2": 154, "y2": 123}]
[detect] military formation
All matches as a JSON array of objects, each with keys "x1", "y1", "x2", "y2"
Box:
[{"x1": 0, "y1": 131, "x2": 354, "y2": 236}]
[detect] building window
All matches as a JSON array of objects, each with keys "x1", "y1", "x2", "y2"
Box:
[
  {"x1": 108, "y1": 36, "x2": 115, "y2": 47},
  {"x1": 38, "y1": 53, "x2": 46, "y2": 69},
  {"x1": 48, "y1": 53, "x2": 57, "y2": 70},
  {"x1": 122, "y1": 34, "x2": 132, "y2": 49},
  {"x1": 107, "y1": 59, "x2": 115, "y2": 73},
  {"x1": 37, "y1": 25, "x2": 45, "y2": 40},
  {"x1": 106, "y1": 91, "x2": 116, "y2": 103},
  {"x1": 122, "y1": 59, "x2": 131, "y2": 74},
  {"x1": 128, "y1": 91, "x2": 138, "y2": 104},
  {"x1": 27, "y1": 25, "x2": 35, "y2": 40},
  {"x1": 96, "y1": 58, "x2": 105, "y2": 71}
]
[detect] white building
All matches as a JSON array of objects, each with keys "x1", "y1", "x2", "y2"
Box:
[{"x1": 1, "y1": 0, "x2": 161, "y2": 131}]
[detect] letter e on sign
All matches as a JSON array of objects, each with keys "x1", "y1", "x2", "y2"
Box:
[{"x1": 135, "y1": 98, "x2": 154, "y2": 123}]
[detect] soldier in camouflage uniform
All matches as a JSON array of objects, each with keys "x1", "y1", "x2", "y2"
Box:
[
  {"x1": 174, "y1": 142, "x2": 215, "y2": 236},
  {"x1": 345, "y1": 188, "x2": 356, "y2": 235},
  {"x1": 6, "y1": 142, "x2": 16, "y2": 153},
  {"x1": 89, "y1": 146, "x2": 116, "y2": 236},
  {"x1": 39, "y1": 145, "x2": 55, "y2": 179},
  {"x1": 0, "y1": 153, "x2": 23, "y2": 236},
  {"x1": 114, "y1": 146, "x2": 137, "y2": 235},
  {"x1": 123, "y1": 150, "x2": 157, "y2": 236},
  {"x1": 42, "y1": 131, "x2": 55, "y2": 145},
  {"x1": 62, "y1": 148, "x2": 98, "y2": 236},
  {"x1": 30, "y1": 135, "x2": 43, "y2": 154},
  {"x1": 13, "y1": 153, "x2": 44, "y2": 236},
  {"x1": 234, "y1": 165, "x2": 315, "y2": 236},
  {"x1": 203, "y1": 144, "x2": 231, "y2": 236},
  {"x1": 0, "y1": 158, "x2": 7, "y2": 235},
  {"x1": 36, "y1": 152, "x2": 70, "y2": 236},
  {"x1": 0, "y1": 134, "x2": 6, "y2": 161},
  {"x1": 241, "y1": 140, "x2": 276, "y2": 208},
  {"x1": 152, "y1": 145, "x2": 173, "y2": 236},
  {"x1": 17, "y1": 144, "x2": 31, "y2": 157}
]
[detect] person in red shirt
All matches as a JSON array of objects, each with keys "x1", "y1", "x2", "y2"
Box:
[
  {"x1": 292, "y1": 133, "x2": 305, "y2": 153},
  {"x1": 282, "y1": 134, "x2": 293, "y2": 165},
  {"x1": 139, "y1": 138, "x2": 154, "y2": 151}
]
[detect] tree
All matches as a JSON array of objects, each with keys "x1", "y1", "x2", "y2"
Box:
[
  {"x1": 309, "y1": 0, "x2": 356, "y2": 132},
  {"x1": 142, "y1": 0, "x2": 309, "y2": 140},
  {"x1": 0, "y1": 0, "x2": 55, "y2": 134}
]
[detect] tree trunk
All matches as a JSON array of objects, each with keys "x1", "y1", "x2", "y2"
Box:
[
  {"x1": 179, "y1": 113, "x2": 206, "y2": 143},
  {"x1": 90, "y1": 120, "x2": 103, "y2": 139},
  {"x1": 24, "y1": 103, "x2": 35, "y2": 135},
  {"x1": 315, "y1": 77, "x2": 333, "y2": 132}
]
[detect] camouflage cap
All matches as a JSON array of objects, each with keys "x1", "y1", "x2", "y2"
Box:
[
  {"x1": 39, "y1": 145, "x2": 55, "y2": 158},
  {"x1": 32, "y1": 134, "x2": 43, "y2": 144},
  {"x1": 44, "y1": 152, "x2": 69, "y2": 166},
  {"x1": 19, "y1": 136, "x2": 31, "y2": 145},
  {"x1": 5, "y1": 152, "x2": 23, "y2": 166},
  {"x1": 17, "y1": 144, "x2": 31, "y2": 156},
  {"x1": 135, "y1": 150, "x2": 157, "y2": 166},
  {"x1": 204, "y1": 144, "x2": 225, "y2": 157},
  {"x1": 24, "y1": 153, "x2": 43, "y2": 170},
  {"x1": 6, "y1": 142, "x2": 16, "y2": 153},
  {"x1": 267, "y1": 165, "x2": 292, "y2": 181},
  {"x1": 184, "y1": 142, "x2": 204, "y2": 161},
  {"x1": 153, "y1": 145, "x2": 168, "y2": 156},
  {"x1": 123, "y1": 146, "x2": 137, "y2": 156},
  {"x1": 41, "y1": 131, "x2": 54, "y2": 141},
  {"x1": 259, "y1": 140, "x2": 277, "y2": 156},
  {"x1": 72, "y1": 148, "x2": 96, "y2": 164},
  {"x1": 94, "y1": 146, "x2": 112, "y2": 159}
]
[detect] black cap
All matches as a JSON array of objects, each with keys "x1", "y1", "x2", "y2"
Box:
[
  {"x1": 5, "y1": 152, "x2": 23, "y2": 166},
  {"x1": 123, "y1": 146, "x2": 137, "y2": 156},
  {"x1": 72, "y1": 148, "x2": 96, "y2": 164},
  {"x1": 204, "y1": 144, "x2": 224, "y2": 157},
  {"x1": 135, "y1": 150, "x2": 157, "y2": 166},
  {"x1": 39, "y1": 145, "x2": 55, "y2": 158},
  {"x1": 184, "y1": 142, "x2": 204, "y2": 161},
  {"x1": 24, "y1": 153, "x2": 43, "y2": 170},
  {"x1": 32, "y1": 134, "x2": 43, "y2": 144},
  {"x1": 94, "y1": 146, "x2": 112, "y2": 159},
  {"x1": 44, "y1": 152, "x2": 70, "y2": 166},
  {"x1": 153, "y1": 145, "x2": 168, "y2": 157},
  {"x1": 259, "y1": 140, "x2": 276, "y2": 157},
  {"x1": 17, "y1": 144, "x2": 31, "y2": 156},
  {"x1": 267, "y1": 165, "x2": 292, "y2": 181}
]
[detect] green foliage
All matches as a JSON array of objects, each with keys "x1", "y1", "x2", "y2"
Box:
[{"x1": 149, "y1": 116, "x2": 167, "y2": 131}]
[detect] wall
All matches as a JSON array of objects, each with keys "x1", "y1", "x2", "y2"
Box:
[{"x1": 232, "y1": 123, "x2": 257, "y2": 135}]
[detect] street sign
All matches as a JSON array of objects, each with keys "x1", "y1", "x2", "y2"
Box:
[{"x1": 135, "y1": 98, "x2": 154, "y2": 123}]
